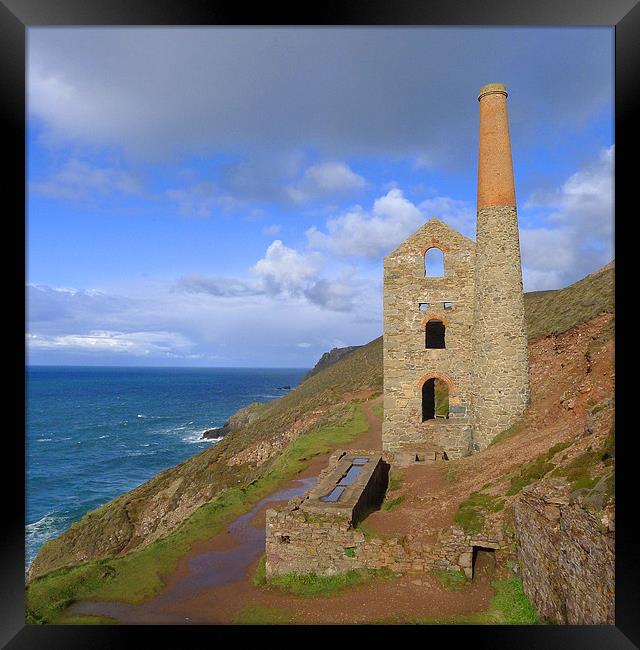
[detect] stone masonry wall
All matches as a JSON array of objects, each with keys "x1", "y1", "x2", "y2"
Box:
[
  {"x1": 265, "y1": 494, "x2": 506, "y2": 579},
  {"x1": 471, "y1": 205, "x2": 530, "y2": 450},
  {"x1": 382, "y1": 217, "x2": 475, "y2": 458},
  {"x1": 512, "y1": 479, "x2": 614, "y2": 624}
]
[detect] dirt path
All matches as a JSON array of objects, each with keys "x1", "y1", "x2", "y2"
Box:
[{"x1": 346, "y1": 395, "x2": 383, "y2": 451}]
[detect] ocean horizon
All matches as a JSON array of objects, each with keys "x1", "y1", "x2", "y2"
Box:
[{"x1": 26, "y1": 365, "x2": 309, "y2": 570}]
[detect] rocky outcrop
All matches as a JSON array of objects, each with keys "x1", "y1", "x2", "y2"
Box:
[
  {"x1": 512, "y1": 478, "x2": 614, "y2": 624},
  {"x1": 226, "y1": 411, "x2": 324, "y2": 467},
  {"x1": 303, "y1": 346, "x2": 362, "y2": 382},
  {"x1": 201, "y1": 402, "x2": 271, "y2": 439}
]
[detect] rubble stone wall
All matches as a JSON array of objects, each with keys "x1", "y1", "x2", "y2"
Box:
[
  {"x1": 265, "y1": 494, "x2": 506, "y2": 579},
  {"x1": 513, "y1": 480, "x2": 614, "y2": 624}
]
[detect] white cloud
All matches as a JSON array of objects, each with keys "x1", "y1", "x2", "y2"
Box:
[
  {"x1": 262, "y1": 224, "x2": 282, "y2": 236},
  {"x1": 286, "y1": 162, "x2": 366, "y2": 203},
  {"x1": 27, "y1": 278, "x2": 380, "y2": 366},
  {"x1": 304, "y1": 277, "x2": 356, "y2": 312},
  {"x1": 413, "y1": 153, "x2": 433, "y2": 170},
  {"x1": 28, "y1": 29, "x2": 611, "y2": 163},
  {"x1": 175, "y1": 240, "x2": 362, "y2": 312},
  {"x1": 521, "y1": 145, "x2": 613, "y2": 290},
  {"x1": 306, "y1": 188, "x2": 425, "y2": 258},
  {"x1": 418, "y1": 195, "x2": 475, "y2": 239},
  {"x1": 252, "y1": 240, "x2": 324, "y2": 294},
  {"x1": 27, "y1": 330, "x2": 194, "y2": 356},
  {"x1": 31, "y1": 158, "x2": 143, "y2": 201},
  {"x1": 174, "y1": 275, "x2": 261, "y2": 297}
]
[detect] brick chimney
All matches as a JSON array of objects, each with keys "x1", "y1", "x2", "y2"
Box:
[{"x1": 477, "y1": 83, "x2": 516, "y2": 209}]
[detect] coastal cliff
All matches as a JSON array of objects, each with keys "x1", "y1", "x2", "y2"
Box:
[{"x1": 302, "y1": 345, "x2": 362, "y2": 382}]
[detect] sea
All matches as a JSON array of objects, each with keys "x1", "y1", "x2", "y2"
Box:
[{"x1": 26, "y1": 365, "x2": 308, "y2": 571}]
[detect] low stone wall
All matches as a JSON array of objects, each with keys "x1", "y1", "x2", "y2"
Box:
[
  {"x1": 435, "y1": 525, "x2": 505, "y2": 579},
  {"x1": 383, "y1": 419, "x2": 473, "y2": 460},
  {"x1": 265, "y1": 496, "x2": 506, "y2": 578},
  {"x1": 512, "y1": 479, "x2": 614, "y2": 624}
]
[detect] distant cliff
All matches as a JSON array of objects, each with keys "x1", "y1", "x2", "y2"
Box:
[{"x1": 302, "y1": 346, "x2": 362, "y2": 382}]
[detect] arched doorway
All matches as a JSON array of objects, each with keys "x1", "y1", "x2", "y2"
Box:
[{"x1": 421, "y1": 377, "x2": 450, "y2": 420}]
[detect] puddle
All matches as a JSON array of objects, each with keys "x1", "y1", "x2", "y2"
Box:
[
  {"x1": 319, "y1": 485, "x2": 346, "y2": 502},
  {"x1": 67, "y1": 476, "x2": 318, "y2": 624},
  {"x1": 339, "y1": 464, "x2": 364, "y2": 485}
]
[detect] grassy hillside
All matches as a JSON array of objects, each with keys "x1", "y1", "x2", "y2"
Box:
[
  {"x1": 27, "y1": 402, "x2": 372, "y2": 624},
  {"x1": 524, "y1": 261, "x2": 614, "y2": 339},
  {"x1": 28, "y1": 336, "x2": 383, "y2": 583}
]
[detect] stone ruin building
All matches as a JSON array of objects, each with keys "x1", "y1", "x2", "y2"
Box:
[
  {"x1": 265, "y1": 84, "x2": 530, "y2": 579},
  {"x1": 383, "y1": 81, "x2": 530, "y2": 460}
]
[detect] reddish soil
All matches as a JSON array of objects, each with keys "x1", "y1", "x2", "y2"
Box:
[
  {"x1": 162, "y1": 562, "x2": 496, "y2": 625},
  {"x1": 345, "y1": 396, "x2": 383, "y2": 451}
]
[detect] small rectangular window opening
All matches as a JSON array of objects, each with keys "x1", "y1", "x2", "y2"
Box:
[
  {"x1": 419, "y1": 303, "x2": 429, "y2": 311},
  {"x1": 444, "y1": 302, "x2": 453, "y2": 310}
]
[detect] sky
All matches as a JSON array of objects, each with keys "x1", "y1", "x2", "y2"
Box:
[{"x1": 26, "y1": 27, "x2": 614, "y2": 367}]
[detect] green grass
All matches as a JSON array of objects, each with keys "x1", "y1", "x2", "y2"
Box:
[
  {"x1": 506, "y1": 442, "x2": 572, "y2": 496},
  {"x1": 524, "y1": 262, "x2": 613, "y2": 339},
  {"x1": 432, "y1": 568, "x2": 468, "y2": 591},
  {"x1": 371, "y1": 403, "x2": 384, "y2": 419},
  {"x1": 344, "y1": 547, "x2": 356, "y2": 558},
  {"x1": 454, "y1": 492, "x2": 505, "y2": 534},
  {"x1": 489, "y1": 577, "x2": 540, "y2": 624},
  {"x1": 53, "y1": 614, "x2": 118, "y2": 625},
  {"x1": 355, "y1": 521, "x2": 378, "y2": 541},
  {"x1": 387, "y1": 471, "x2": 403, "y2": 492},
  {"x1": 552, "y1": 432, "x2": 614, "y2": 496},
  {"x1": 264, "y1": 567, "x2": 396, "y2": 597},
  {"x1": 489, "y1": 421, "x2": 521, "y2": 447},
  {"x1": 253, "y1": 555, "x2": 267, "y2": 587},
  {"x1": 26, "y1": 403, "x2": 370, "y2": 625},
  {"x1": 233, "y1": 605, "x2": 297, "y2": 625},
  {"x1": 506, "y1": 458, "x2": 555, "y2": 496},
  {"x1": 382, "y1": 495, "x2": 405, "y2": 512},
  {"x1": 392, "y1": 576, "x2": 539, "y2": 625},
  {"x1": 434, "y1": 379, "x2": 449, "y2": 417}
]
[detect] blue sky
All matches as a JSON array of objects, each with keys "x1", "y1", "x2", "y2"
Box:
[{"x1": 26, "y1": 27, "x2": 614, "y2": 367}]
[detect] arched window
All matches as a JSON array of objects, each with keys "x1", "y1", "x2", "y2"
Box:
[
  {"x1": 425, "y1": 247, "x2": 444, "y2": 277},
  {"x1": 426, "y1": 320, "x2": 446, "y2": 349},
  {"x1": 421, "y1": 377, "x2": 449, "y2": 421}
]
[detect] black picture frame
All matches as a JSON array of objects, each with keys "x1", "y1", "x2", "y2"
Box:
[{"x1": 3, "y1": 0, "x2": 637, "y2": 647}]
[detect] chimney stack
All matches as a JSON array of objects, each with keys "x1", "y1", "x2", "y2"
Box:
[
  {"x1": 471, "y1": 83, "x2": 530, "y2": 451},
  {"x1": 477, "y1": 83, "x2": 516, "y2": 209}
]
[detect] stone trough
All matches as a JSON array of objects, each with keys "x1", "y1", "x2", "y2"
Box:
[{"x1": 300, "y1": 450, "x2": 389, "y2": 526}]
